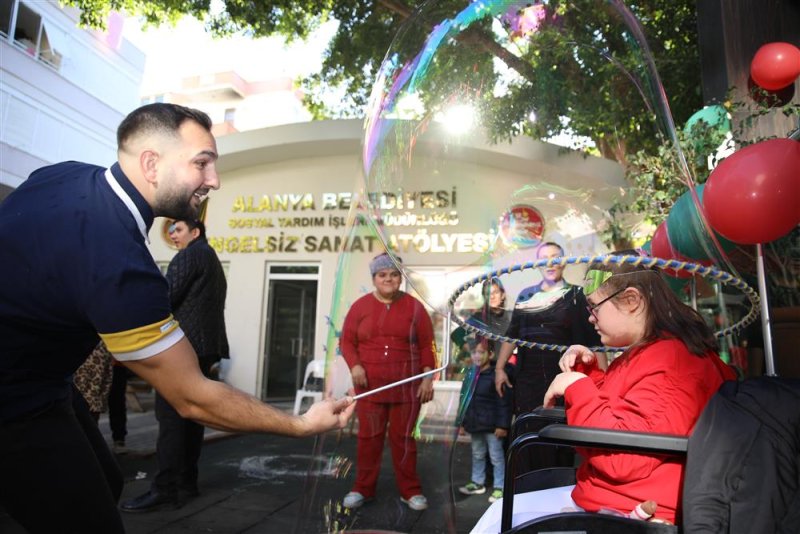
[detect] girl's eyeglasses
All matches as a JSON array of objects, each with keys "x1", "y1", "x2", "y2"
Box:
[{"x1": 586, "y1": 288, "x2": 625, "y2": 319}]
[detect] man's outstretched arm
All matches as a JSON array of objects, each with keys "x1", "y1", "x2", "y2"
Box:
[{"x1": 123, "y1": 337, "x2": 355, "y2": 437}]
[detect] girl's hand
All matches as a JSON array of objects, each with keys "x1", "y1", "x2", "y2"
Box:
[
  {"x1": 543, "y1": 372, "x2": 587, "y2": 407},
  {"x1": 559, "y1": 345, "x2": 596, "y2": 372}
]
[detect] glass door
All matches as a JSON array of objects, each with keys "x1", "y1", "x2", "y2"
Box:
[{"x1": 261, "y1": 265, "x2": 319, "y2": 400}]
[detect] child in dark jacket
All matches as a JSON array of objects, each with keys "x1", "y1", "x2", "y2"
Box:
[{"x1": 459, "y1": 339, "x2": 514, "y2": 503}]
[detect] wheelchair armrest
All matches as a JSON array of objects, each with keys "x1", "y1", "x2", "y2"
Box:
[
  {"x1": 511, "y1": 406, "x2": 566, "y2": 440},
  {"x1": 538, "y1": 424, "x2": 688, "y2": 454},
  {"x1": 502, "y1": 424, "x2": 687, "y2": 532},
  {"x1": 531, "y1": 406, "x2": 566, "y2": 421}
]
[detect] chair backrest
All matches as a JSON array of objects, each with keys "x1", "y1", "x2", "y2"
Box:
[
  {"x1": 326, "y1": 356, "x2": 354, "y2": 399},
  {"x1": 501, "y1": 379, "x2": 800, "y2": 533},
  {"x1": 302, "y1": 359, "x2": 326, "y2": 388},
  {"x1": 682, "y1": 377, "x2": 800, "y2": 533}
]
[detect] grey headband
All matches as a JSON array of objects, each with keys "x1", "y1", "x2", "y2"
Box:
[{"x1": 370, "y1": 254, "x2": 399, "y2": 276}]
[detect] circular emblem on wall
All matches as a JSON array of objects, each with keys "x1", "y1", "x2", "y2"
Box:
[
  {"x1": 160, "y1": 198, "x2": 209, "y2": 250},
  {"x1": 161, "y1": 218, "x2": 178, "y2": 250},
  {"x1": 499, "y1": 204, "x2": 545, "y2": 248}
]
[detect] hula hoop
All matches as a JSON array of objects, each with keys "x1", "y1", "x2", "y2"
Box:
[{"x1": 448, "y1": 254, "x2": 760, "y2": 354}]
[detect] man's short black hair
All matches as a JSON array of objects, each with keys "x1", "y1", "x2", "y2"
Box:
[
  {"x1": 175, "y1": 219, "x2": 206, "y2": 239},
  {"x1": 117, "y1": 103, "x2": 212, "y2": 150}
]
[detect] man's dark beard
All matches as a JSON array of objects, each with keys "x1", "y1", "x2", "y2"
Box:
[{"x1": 158, "y1": 192, "x2": 198, "y2": 221}]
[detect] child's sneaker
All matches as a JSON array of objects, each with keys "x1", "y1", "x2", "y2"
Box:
[
  {"x1": 458, "y1": 482, "x2": 486, "y2": 495},
  {"x1": 488, "y1": 488, "x2": 503, "y2": 503}
]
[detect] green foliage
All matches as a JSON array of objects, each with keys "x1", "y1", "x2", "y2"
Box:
[
  {"x1": 62, "y1": 0, "x2": 209, "y2": 30},
  {"x1": 68, "y1": 0, "x2": 738, "y2": 251},
  {"x1": 604, "y1": 97, "x2": 800, "y2": 248},
  {"x1": 67, "y1": 0, "x2": 704, "y2": 163}
]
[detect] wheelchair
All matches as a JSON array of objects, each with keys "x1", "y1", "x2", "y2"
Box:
[{"x1": 497, "y1": 377, "x2": 800, "y2": 533}]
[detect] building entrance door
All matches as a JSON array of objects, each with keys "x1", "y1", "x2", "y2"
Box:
[{"x1": 261, "y1": 265, "x2": 319, "y2": 400}]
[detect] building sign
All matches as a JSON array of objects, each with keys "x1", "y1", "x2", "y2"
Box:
[{"x1": 187, "y1": 186, "x2": 495, "y2": 255}]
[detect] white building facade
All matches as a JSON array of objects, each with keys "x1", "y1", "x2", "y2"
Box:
[{"x1": 0, "y1": 0, "x2": 144, "y2": 199}]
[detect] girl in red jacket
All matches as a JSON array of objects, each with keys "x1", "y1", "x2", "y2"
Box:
[{"x1": 472, "y1": 254, "x2": 735, "y2": 532}]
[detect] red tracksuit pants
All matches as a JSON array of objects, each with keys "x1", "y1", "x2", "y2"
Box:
[{"x1": 352, "y1": 399, "x2": 422, "y2": 499}]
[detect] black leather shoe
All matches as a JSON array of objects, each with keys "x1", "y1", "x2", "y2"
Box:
[{"x1": 120, "y1": 490, "x2": 179, "y2": 513}]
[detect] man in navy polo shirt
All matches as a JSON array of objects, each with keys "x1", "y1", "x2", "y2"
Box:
[{"x1": 0, "y1": 103, "x2": 355, "y2": 533}]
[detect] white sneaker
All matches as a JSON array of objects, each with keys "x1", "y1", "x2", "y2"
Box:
[
  {"x1": 342, "y1": 491, "x2": 366, "y2": 509},
  {"x1": 401, "y1": 494, "x2": 428, "y2": 511}
]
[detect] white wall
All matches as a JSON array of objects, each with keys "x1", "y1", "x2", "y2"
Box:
[{"x1": 0, "y1": 1, "x2": 144, "y2": 189}]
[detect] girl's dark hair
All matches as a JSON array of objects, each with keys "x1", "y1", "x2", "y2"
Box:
[
  {"x1": 482, "y1": 277, "x2": 506, "y2": 307},
  {"x1": 595, "y1": 250, "x2": 718, "y2": 356}
]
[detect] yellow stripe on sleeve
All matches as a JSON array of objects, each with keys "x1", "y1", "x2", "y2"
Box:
[{"x1": 100, "y1": 316, "x2": 180, "y2": 354}]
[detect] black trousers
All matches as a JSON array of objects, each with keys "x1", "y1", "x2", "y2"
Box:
[
  {"x1": 152, "y1": 357, "x2": 216, "y2": 495},
  {"x1": 0, "y1": 388, "x2": 124, "y2": 533},
  {"x1": 108, "y1": 365, "x2": 132, "y2": 442}
]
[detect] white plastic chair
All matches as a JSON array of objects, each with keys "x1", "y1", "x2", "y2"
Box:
[
  {"x1": 326, "y1": 356, "x2": 354, "y2": 399},
  {"x1": 293, "y1": 359, "x2": 326, "y2": 415}
]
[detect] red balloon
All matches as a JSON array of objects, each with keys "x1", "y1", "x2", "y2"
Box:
[
  {"x1": 650, "y1": 221, "x2": 692, "y2": 279},
  {"x1": 750, "y1": 42, "x2": 800, "y2": 91},
  {"x1": 704, "y1": 139, "x2": 800, "y2": 244}
]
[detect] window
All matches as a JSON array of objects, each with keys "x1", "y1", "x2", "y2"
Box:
[
  {"x1": 12, "y1": 1, "x2": 38, "y2": 56},
  {"x1": 38, "y1": 24, "x2": 62, "y2": 68},
  {"x1": 0, "y1": 0, "x2": 13, "y2": 37},
  {"x1": 224, "y1": 107, "x2": 236, "y2": 122},
  {"x1": 2, "y1": 1, "x2": 65, "y2": 70},
  {"x1": 269, "y1": 265, "x2": 319, "y2": 275}
]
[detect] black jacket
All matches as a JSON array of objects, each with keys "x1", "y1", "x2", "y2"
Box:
[
  {"x1": 462, "y1": 363, "x2": 513, "y2": 434},
  {"x1": 166, "y1": 236, "x2": 229, "y2": 362},
  {"x1": 683, "y1": 377, "x2": 800, "y2": 533}
]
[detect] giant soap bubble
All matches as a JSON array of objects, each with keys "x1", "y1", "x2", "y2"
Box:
[
  {"x1": 360, "y1": 0, "x2": 739, "y2": 319},
  {"x1": 299, "y1": 1, "x2": 748, "y2": 532}
]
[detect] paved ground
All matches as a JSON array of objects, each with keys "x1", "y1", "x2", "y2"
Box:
[{"x1": 1, "y1": 393, "x2": 494, "y2": 533}]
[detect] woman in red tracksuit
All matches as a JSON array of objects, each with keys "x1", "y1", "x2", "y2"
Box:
[
  {"x1": 340, "y1": 253, "x2": 436, "y2": 512},
  {"x1": 472, "y1": 253, "x2": 736, "y2": 532}
]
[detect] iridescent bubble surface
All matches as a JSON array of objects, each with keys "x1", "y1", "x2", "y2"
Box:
[{"x1": 298, "y1": 2, "x2": 750, "y2": 532}]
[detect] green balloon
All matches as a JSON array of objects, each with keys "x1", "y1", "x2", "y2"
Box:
[
  {"x1": 639, "y1": 239, "x2": 689, "y2": 296},
  {"x1": 667, "y1": 184, "x2": 737, "y2": 261},
  {"x1": 683, "y1": 105, "x2": 731, "y2": 143},
  {"x1": 664, "y1": 273, "x2": 690, "y2": 295}
]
